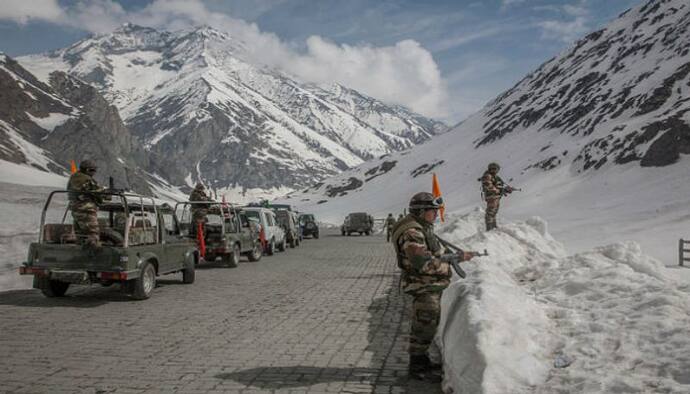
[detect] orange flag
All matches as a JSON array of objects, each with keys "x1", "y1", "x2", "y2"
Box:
[
  {"x1": 432, "y1": 173, "x2": 445, "y2": 222},
  {"x1": 197, "y1": 222, "x2": 206, "y2": 258},
  {"x1": 70, "y1": 160, "x2": 77, "y2": 174}
]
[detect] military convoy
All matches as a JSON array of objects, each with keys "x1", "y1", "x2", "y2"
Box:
[{"x1": 18, "y1": 190, "x2": 324, "y2": 300}]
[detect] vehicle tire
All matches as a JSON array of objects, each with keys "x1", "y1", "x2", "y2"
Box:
[
  {"x1": 222, "y1": 244, "x2": 240, "y2": 268},
  {"x1": 278, "y1": 237, "x2": 287, "y2": 252},
  {"x1": 40, "y1": 279, "x2": 70, "y2": 297},
  {"x1": 182, "y1": 261, "x2": 195, "y2": 284},
  {"x1": 248, "y1": 242, "x2": 263, "y2": 262},
  {"x1": 314, "y1": 232, "x2": 319, "y2": 239},
  {"x1": 290, "y1": 237, "x2": 296, "y2": 248},
  {"x1": 129, "y1": 261, "x2": 156, "y2": 300},
  {"x1": 359, "y1": 232, "x2": 363, "y2": 236},
  {"x1": 267, "y1": 239, "x2": 275, "y2": 256},
  {"x1": 365, "y1": 231, "x2": 371, "y2": 236}
]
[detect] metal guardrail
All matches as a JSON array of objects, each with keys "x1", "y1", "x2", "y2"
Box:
[{"x1": 680, "y1": 239, "x2": 690, "y2": 267}]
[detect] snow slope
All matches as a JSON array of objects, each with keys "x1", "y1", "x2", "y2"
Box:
[
  {"x1": 437, "y1": 210, "x2": 690, "y2": 393},
  {"x1": 279, "y1": 0, "x2": 690, "y2": 265}
]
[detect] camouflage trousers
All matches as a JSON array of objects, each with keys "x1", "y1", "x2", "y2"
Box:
[
  {"x1": 72, "y1": 202, "x2": 100, "y2": 247},
  {"x1": 409, "y1": 291, "x2": 442, "y2": 357},
  {"x1": 386, "y1": 227, "x2": 393, "y2": 242},
  {"x1": 485, "y1": 197, "x2": 501, "y2": 231}
]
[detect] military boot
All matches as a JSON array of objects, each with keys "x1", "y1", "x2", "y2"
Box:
[{"x1": 409, "y1": 355, "x2": 442, "y2": 383}]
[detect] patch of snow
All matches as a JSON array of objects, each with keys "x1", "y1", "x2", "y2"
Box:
[
  {"x1": 25, "y1": 111, "x2": 71, "y2": 132},
  {"x1": 437, "y1": 211, "x2": 690, "y2": 393}
]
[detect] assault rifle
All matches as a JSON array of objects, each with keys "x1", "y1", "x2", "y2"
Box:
[
  {"x1": 501, "y1": 185, "x2": 522, "y2": 196},
  {"x1": 433, "y1": 235, "x2": 488, "y2": 279}
]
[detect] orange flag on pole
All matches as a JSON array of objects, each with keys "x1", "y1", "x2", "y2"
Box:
[
  {"x1": 432, "y1": 173, "x2": 445, "y2": 222},
  {"x1": 70, "y1": 160, "x2": 77, "y2": 174}
]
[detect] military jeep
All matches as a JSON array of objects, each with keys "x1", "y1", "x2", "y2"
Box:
[
  {"x1": 176, "y1": 202, "x2": 262, "y2": 267},
  {"x1": 275, "y1": 209, "x2": 300, "y2": 248},
  {"x1": 19, "y1": 191, "x2": 197, "y2": 300},
  {"x1": 341, "y1": 212, "x2": 374, "y2": 236}
]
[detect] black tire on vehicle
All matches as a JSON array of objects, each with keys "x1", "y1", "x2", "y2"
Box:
[
  {"x1": 222, "y1": 244, "x2": 240, "y2": 268},
  {"x1": 182, "y1": 260, "x2": 195, "y2": 284},
  {"x1": 366, "y1": 231, "x2": 371, "y2": 236},
  {"x1": 39, "y1": 279, "x2": 70, "y2": 297},
  {"x1": 290, "y1": 237, "x2": 296, "y2": 248},
  {"x1": 267, "y1": 239, "x2": 275, "y2": 256},
  {"x1": 248, "y1": 241, "x2": 263, "y2": 262},
  {"x1": 359, "y1": 232, "x2": 363, "y2": 236},
  {"x1": 341, "y1": 230, "x2": 345, "y2": 236},
  {"x1": 314, "y1": 232, "x2": 319, "y2": 239},
  {"x1": 129, "y1": 261, "x2": 156, "y2": 300},
  {"x1": 278, "y1": 237, "x2": 287, "y2": 252}
]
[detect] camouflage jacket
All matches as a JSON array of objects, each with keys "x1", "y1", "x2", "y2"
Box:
[
  {"x1": 385, "y1": 217, "x2": 396, "y2": 229},
  {"x1": 481, "y1": 171, "x2": 505, "y2": 199},
  {"x1": 391, "y1": 214, "x2": 451, "y2": 295},
  {"x1": 189, "y1": 189, "x2": 212, "y2": 207},
  {"x1": 67, "y1": 171, "x2": 104, "y2": 205}
]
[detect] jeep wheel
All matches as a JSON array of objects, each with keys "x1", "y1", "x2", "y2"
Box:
[
  {"x1": 289, "y1": 237, "x2": 296, "y2": 248},
  {"x1": 129, "y1": 261, "x2": 156, "y2": 300},
  {"x1": 182, "y1": 261, "x2": 195, "y2": 284},
  {"x1": 278, "y1": 237, "x2": 287, "y2": 252},
  {"x1": 223, "y1": 244, "x2": 240, "y2": 268},
  {"x1": 248, "y1": 242, "x2": 262, "y2": 262},
  {"x1": 40, "y1": 279, "x2": 70, "y2": 297},
  {"x1": 267, "y1": 239, "x2": 275, "y2": 256},
  {"x1": 314, "y1": 232, "x2": 319, "y2": 239},
  {"x1": 365, "y1": 231, "x2": 371, "y2": 236}
]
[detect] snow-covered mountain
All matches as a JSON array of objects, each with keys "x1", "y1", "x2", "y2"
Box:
[
  {"x1": 0, "y1": 53, "x2": 156, "y2": 193},
  {"x1": 279, "y1": 0, "x2": 690, "y2": 264},
  {"x1": 17, "y1": 24, "x2": 447, "y2": 199}
]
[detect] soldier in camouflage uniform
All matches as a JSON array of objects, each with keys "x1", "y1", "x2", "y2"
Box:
[
  {"x1": 385, "y1": 213, "x2": 396, "y2": 242},
  {"x1": 391, "y1": 192, "x2": 473, "y2": 382},
  {"x1": 188, "y1": 183, "x2": 213, "y2": 235},
  {"x1": 481, "y1": 162, "x2": 513, "y2": 231},
  {"x1": 67, "y1": 160, "x2": 105, "y2": 248}
]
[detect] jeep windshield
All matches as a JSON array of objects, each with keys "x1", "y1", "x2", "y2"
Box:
[{"x1": 300, "y1": 214, "x2": 315, "y2": 223}]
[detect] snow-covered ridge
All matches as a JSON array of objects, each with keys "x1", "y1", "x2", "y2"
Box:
[
  {"x1": 278, "y1": 0, "x2": 690, "y2": 264},
  {"x1": 437, "y1": 210, "x2": 690, "y2": 393},
  {"x1": 17, "y1": 24, "x2": 448, "y2": 194}
]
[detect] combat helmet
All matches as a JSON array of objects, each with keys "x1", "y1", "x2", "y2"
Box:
[
  {"x1": 409, "y1": 192, "x2": 443, "y2": 211},
  {"x1": 488, "y1": 162, "x2": 500, "y2": 171},
  {"x1": 79, "y1": 159, "x2": 97, "y2": 172}
]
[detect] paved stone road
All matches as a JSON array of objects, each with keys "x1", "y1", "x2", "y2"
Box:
[{"x1": 0, "y1": 230, "x2": 442, "y2": 394}]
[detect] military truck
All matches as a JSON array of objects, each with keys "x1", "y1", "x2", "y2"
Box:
[
  {"x1": 299, "y1": 213, "x2": 319, "y2": 239},
  {"x1": 341, "y1": 212, "x2": 374, "y2": 236},
  {"x1": 19, "y1": 191, "x2": 197, "y2": 300},
  {"x1": 176, "y1": 202, "x2": 262, "y2": 267},
  {"x1": 275, "y1": 209, "x2": 300, "y2": 248}
]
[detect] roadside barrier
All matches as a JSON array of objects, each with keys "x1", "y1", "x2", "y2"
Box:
[{"x1": 679, "y1": 239, "x2": 690, "y2": 266}]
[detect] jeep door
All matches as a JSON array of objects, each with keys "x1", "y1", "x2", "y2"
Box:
[{"x1": 160, "y1": 210, "x2": 188, "y2": 272}]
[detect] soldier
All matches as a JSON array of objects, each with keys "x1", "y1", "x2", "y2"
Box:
[
  {"x1": 397, "y1": 213, "x2": 404, "y2": 222},
  {"x1": 188, "y1": 183, "x2": 213, "y2": 235},
  {"x1": 391, "y1": 192, "x2": 473, "y2": 382},
  {"x1": 67, "y1": 160, "x2": 105, "y2": 249},
  {"x1": 385, "y1": 213, "x2": 396, "y2": 242},
  {"x1": 481, "y1": 162, "x2": 513, "y2": 231}
]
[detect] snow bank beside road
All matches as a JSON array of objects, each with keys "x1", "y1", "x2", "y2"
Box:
[{"x1": 437, "y1": 211, "x2": 690, "y2": 393}]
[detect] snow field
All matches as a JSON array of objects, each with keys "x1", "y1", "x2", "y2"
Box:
[{"x1": 436, "y1": 210, "x2": 690, "y2": 393}]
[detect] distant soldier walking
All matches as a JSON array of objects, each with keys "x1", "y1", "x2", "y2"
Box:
[
  {"x1": 67, "y1": 160, "x2": 105, "y2": 249},
  {"x1": 481, "y1": 162, "x2": 513, "y2": 231},
  {"x1": 385, "y1": 213, "x2": 396, "y2": 242},
  {"x1": 391, "y1": 192, "x2": 473, "y2": 382},
  {"x1": 189, "y1": 183, "x2": 213, "y2": 234}
]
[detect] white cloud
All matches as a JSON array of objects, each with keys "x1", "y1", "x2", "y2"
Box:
[
  {"x1": 0, "y1": 0, "x2": 64, "y2": 24},
  {"x1": 537, "y1": 2, "x2": 591, "y2": 43},
  {"x1": 13, "y1": 0, "x2": 450, "y2": 119}
]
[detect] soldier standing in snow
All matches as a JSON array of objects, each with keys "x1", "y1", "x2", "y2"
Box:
[
  {"x1": 67, "y1": 160, "x2": 105, "y2": 249},
  {"x1": 391, "y1": 192, "x2": 473, "y2": 382},
  {"x1": 189, "y1": 183, "x2": 213, "y2": 235},
  {"x1": 385, "y1": 213, "x2": 396, "y2": 242},
  {"x1": 481, "y1": 162, "x2": 513, "y2": 231}
]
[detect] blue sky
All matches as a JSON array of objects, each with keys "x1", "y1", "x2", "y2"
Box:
[{"x1": 0, "y1": 0, "x2": 640, "y2": 123}]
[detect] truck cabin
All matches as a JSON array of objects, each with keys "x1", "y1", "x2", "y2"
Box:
[{"x1": 39, "y1": 191, "x2": 161, "y2": 248}]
